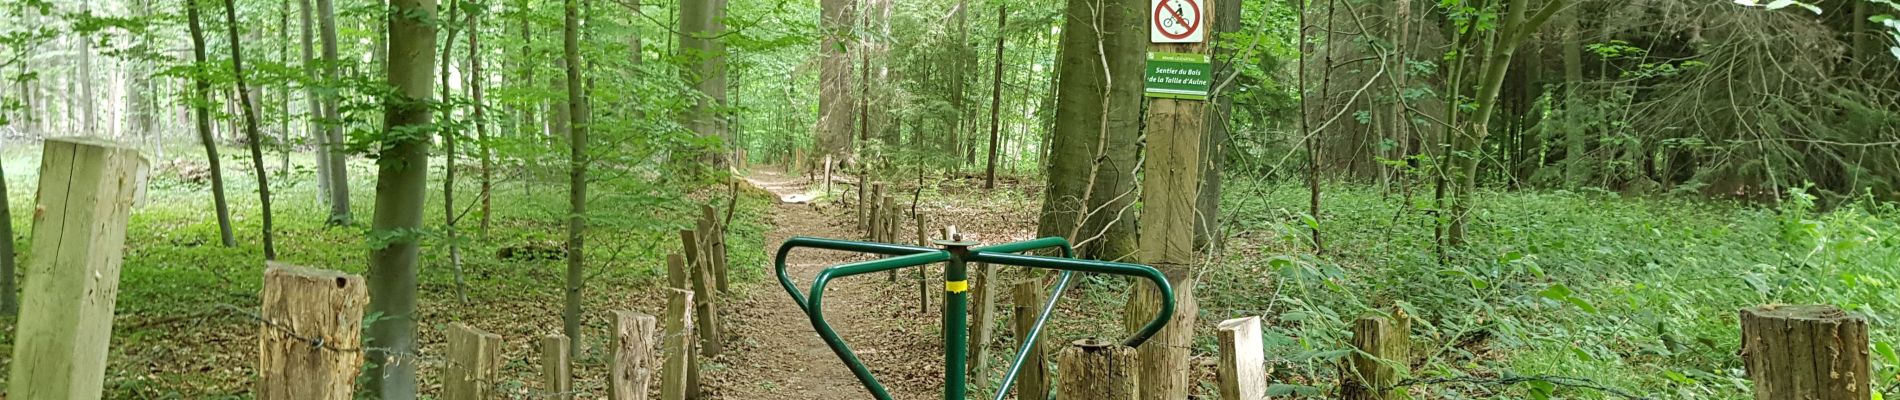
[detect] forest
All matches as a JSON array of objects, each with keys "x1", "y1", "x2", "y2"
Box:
[{"x1": 0, "y1": 0, "x2": 1897, "y2": 398}]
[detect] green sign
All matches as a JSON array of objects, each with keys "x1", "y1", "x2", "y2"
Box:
[{"x1": 1144, "y1": 52, "x2": 1211, "y2": 100}]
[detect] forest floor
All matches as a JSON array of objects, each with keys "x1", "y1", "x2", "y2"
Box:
[{"x1": 709, "y1": 168, "x2": 945, "y2": 399}]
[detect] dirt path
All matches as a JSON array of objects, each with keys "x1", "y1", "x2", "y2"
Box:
[{"x1": 709, "y1": 168, "x2": 943, "y2": 400}]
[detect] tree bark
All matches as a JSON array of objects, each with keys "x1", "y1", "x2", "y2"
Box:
[
  {"x1": 982, "y1": 5, "x2": 1007, "y2": 189},
  {"x1": 1195, "y1": 0, "x2": 1243, "y2": 250},
  {"x1": 222, "y1": 0, "x2": 279, "y2": 261},
  {"x1": 471, "y1": 6, "x2": 492, "y2": 238},
  {"x1": 1449, "y1": 0, "x2": 1564, "y2": 246},
  {"x1": 365, "y1": 0, "x2": 436, "y2": 396},
  {"x1": 317, "y1": 0, "x2": 351, "y2": 226},
  {"x1": 1036, "y1": 0, "x2": 1143, "y2": 261},
  {"x1": 817, "y1": 0, "x2": 854, "y2": 158},
  {"x1": 562, "y1": 0, "x2": 590, "y2": 360},
  {"x1": 186, "y1": 0, "x2": 238, "y2": 248}
]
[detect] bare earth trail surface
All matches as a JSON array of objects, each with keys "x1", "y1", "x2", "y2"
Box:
[{"x1": 709, "y1": 168, "x2": 945, "y2": 400}]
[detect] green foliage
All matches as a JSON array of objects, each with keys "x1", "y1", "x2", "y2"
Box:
[{"x1": 1212, "y1": 179, "x2": 1900, "y2": 399}]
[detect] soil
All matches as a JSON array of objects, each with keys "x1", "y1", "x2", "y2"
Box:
[{"x1": 709, "y1": 168, "x2": 946, "y2": 400}]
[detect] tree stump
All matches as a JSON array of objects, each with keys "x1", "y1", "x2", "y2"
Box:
[
  {"x1": 661, "y1": 288, "x2": 698, "y2": 400},
  {"x1": 1741, "y1": 304, "x2": 1871, "y2": 400},
  {"x1": 542, "y1": 335, "x2": 573, "y2": 398},
  {"x1": 1341, "y1": 311, "x2": 1409, "y2": 400},
  {"x1": 257, "y1": 263, "x2": 367, "y2": 400},
  {"x1": 1056, "y1": 339, "x2": 1139, "y2": 400},
  {"x1": 1122, "y1": 273, "x2": 1197, "y2": 400},
  {"x1": 444, "y1": 324, "x2": 501, "y2": 400}
]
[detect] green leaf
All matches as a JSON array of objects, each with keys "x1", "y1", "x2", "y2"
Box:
[
  {"x1": 1876, "y1": 342, "x2": 1898, "y2": 364},
  {"x1": 1539, "y1": 284, "x2": 1574, "y2": 301}
]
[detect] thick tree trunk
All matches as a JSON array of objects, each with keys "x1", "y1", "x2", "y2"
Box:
[
  {"x1": 817, "y1": 0, "x2": 854, "y2": 157},
  {"x1": 1036, "y1": 0, "x2": 1143, "y2": 261},
  {"x1": 223, "y1": 0, "x2": 279, "y2": 261},
  {"x1": 365, "y1": 0, "x2": 436, "y2": 397},
  {"x1": 562, "y1": 0, "x2": 589, "y2": 360},
  {"x1": 186, "y1": 0, "x2": 238, "y2": 248},
  {"x1": 317, "y1": 0, "x2": 352, "y2": 226},
  {"x1": 982, "y1": 5, "x2": 1007, "y2": 189}
]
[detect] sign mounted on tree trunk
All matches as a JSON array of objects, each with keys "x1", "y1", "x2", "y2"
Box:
[
  {"x1": 1151, "y1": 0, "x2": 1204, "y2": 43},
  {"x1": 1144, "y1": 52, "x2": 1212, "y2": 100}
]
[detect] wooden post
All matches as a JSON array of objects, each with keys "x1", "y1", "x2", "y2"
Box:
[
  {"x1": 1130, "y1": 0, "x2": 1216, "y2": 393},
  {"x1": 711, "y1": 218, "x2": 730, "y2": 294},
  {"x1": 444, "y1": 323, "x2": 502, "y2": 400},
  {"x1": 690, "y1": 223, "x2": 723, "y2": 358},
  {"x1": 257, "y1": 263, "x2": 368, "y2": 400},
  {"x1": 542, "y1": 335, "x2": 573, "y2": 398},
  {"x1": 1341, "y1": 312, "x2": 1409, "y2": 400},
  {"x1": 1012, "y1": 282, "x2": 1050, "y2": 400},
  {"x1": 611, "y1": 310, "x2": 660, "y2": 400},
  {"x1": 666, "y1": 253, "x2": 689, "y2": 290},
  {"x1": 679, "y1": 229, "x2": 700, "y2": 278},
  {"x1": 661, "y1": 288, "x2": 698, "y2": 400},
  {"x1": 822, "y1": 154, "x2": 833, "y2": 193},
  {"x1": 698, "y1": 206, "x2": 728, "y2": 293},
  {"x1": 1056, "y1": 339, "x2": 1139, "y2": 400},
  {"x1": 869, "y1": 183, "x2": 884, "y2": 238},
  {"x1": 1741, "y1": 305, "x2": 1871, "y2": 400},
  {"x1": 6, "y1": 138, "x2": 147, "y2": 400},
  {"x1": 1217, "y1": 316, "x2": 1267, "y2": 400},
  {"x1": 967, "y1": 262, "x2": 998, "y2": 382}
]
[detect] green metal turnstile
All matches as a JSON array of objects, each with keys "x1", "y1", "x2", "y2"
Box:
[{"x1": 774, "y1": 235, "x2": 1174, "y2": 400}]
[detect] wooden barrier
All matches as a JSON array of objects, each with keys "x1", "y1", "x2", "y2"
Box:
[
  {"x1": 444, "y1": 324, "x2": 502, "y2": 400},
  {"x1": 611, "y1": 310, "x2": 660, "y2": 400},
  {"x1": 542, "y1": 335, "x2": 573, "y2": 397},
  {"x1": 1011, "y1": 282, "x2": 1050, "y2": 400},
  {"x1": 700, "y1": 205, "x2": 729, "y2": 293},
  {"x1": 1217, "y1": 316, "x2": 1267, "y2": 400},
  {"x1": 6, "y1": 138, "x2": 147, "y2": 399},
  {"x1": 257, "y1": 263, "x2": 367, "y2": 400},
  {"x1": 967, "y1": 262, "x2": 998, "y2": 382},
  {"x1": 869, "y1": 183, "x2": 884, "y2": 238},
  {"x1": 1741, "y1": 304, "x2": 1870, "y2": 400},
  {"x1": 661, "y1": 288, "x2": 698, "y2": 400},
  {"x1": 1056, "y1": 339, "x2": 1139, "y2": 399},
  {"x1": 1341, "y1": 312, "x2": 1409, "y2": 400},
  {"x1": 679, "y1": 228, "x2": 723, "y2": 358}
]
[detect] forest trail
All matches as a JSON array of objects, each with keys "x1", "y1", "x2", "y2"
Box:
[{"x1": 710, "y1": 168, "x2": 944, "y2": 400}]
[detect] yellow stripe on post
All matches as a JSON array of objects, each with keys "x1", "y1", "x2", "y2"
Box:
[{"x1": 946, "y1": 280, "x2": 970, "y2": 293}]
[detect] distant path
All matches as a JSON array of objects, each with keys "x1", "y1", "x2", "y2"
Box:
[{"x1": 710, "y1": 168, "x2": 942, "y2": 399}]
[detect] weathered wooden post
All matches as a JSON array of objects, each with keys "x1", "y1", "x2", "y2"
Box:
[
  {"x1": 869, "y1": 183, "x2": 884, "y2": 239},
  {"x1": 1341, "y1": 311, "x2": 1409, "y2": 400},
  {"x1": 1056, "y1": 339, "x2": 1139, "y2": 399},
  {"x1": 710, "y1": 214, "x2": 730, "y2": 294},
  {"x1": 667, "y1": 253, "x2": 689, "y2": 289},
  {"x1": 611, "y1": 310, "x2": 660, "y2": 400},
  {"x1": 1741, "y1": 305, "x2": 1871, "y2": 400},
  {"x1": 822, "y1": 154, "x2": 833, "y2": 193},
  {"x1": 967, "y1": 261, "x2": 998, "y2": 382},
  {"x1": 1129, "y1": 0, "x2": 1219, "y2": 397},
  {"x1": 444, "y1": 324, "x2": 502, "y2": 400},
  {"x1": 542, "y1": 335, "x2": 573, "y2": 398},
  {"x1": 661, "y1": 288, "x2": 698, "y2": 400},
  {"x1": 1217, "y1": 316, "x2": 1267, "y2": 400},
  {"x1": 6, "y1": 138, "x2": 147, "y2": 400},
  {"x1": 257, "y1": 263, "x2": 368, "y2": 400},
  {"x1": 1012, "y1": 282, "x2": 1050, "y2": 400},
  {"x1": 697, "y1": 207, "x2": 728, "y2": 293},
  {"x1": 691, "y1": 226, "x2": 723, "y2": 358}
]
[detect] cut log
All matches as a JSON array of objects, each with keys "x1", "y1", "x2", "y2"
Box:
[
  {"x1": 257, "y1": 263, "x2": 367, "y2": 400},
  {"x1": 1055, "y1": 339, "x2": 1139, "y2": 400},
  {"x1": 1741, "y1": 304, "x2": 1871, "y2": 400}
]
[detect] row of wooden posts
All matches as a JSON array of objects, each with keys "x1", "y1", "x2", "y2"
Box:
[
  {"x1": 255, "y1": 204, "x2": 736, "y2": 399},
  {"x1": 1, "y1": 139, "x2": 739, "y2": 399}
]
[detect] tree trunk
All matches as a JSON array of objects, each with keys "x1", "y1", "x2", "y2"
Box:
[
  {"x1": 1560, "y1": 9, "x2": 1586, "y2": 187},
  {"x1": 318, "y1": 0, "x2": 352, "y2": 226},
  {"x1": 365, "y1": 0, "x2": 436, "y2": 396},
  {"x1": 301, "y1": 0, "x2": 331, "y2": 203},
  {"x1": 186, "y1": 0, "x2": 238, "y2": 248},
  {"x1": 562, "y1": 0, "x2": 590, "y2": 360},
  {"x1": 982, "y1": 5, "x2": 1007, "y2": 189},
  {"x1": 439, "y1": 0, "x2": 467, "y2": 304},
  {"x1": 818, "y1": 0, "x2": 854, "y2": 158},
  {"x1": 0, "y1": 159, "x2": 14, "y2": 315},
  {"x1": 223, "y1": 0, "x2": 279, "y2": 261},
  {"x1": 79, "y1": 0, "x2": 96, "y2": 135},
  {"x1": 470, "y1": 6, "x2": 492, "y2": 238},
  {"x1": 1449, "y1": 0, "x2": 1564, "y2": 246},
  {"x1": 1195, "y1": 0, "x2": 1243, "y2": 250},
  {"x1": 1036, "y1": 0, "x2": 1143, "y2": 261},
  {"x1": 950, "y1": 0, "x2": 969, "y2": 163}
]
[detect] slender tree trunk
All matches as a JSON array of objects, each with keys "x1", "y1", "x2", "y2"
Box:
[
  {"x1": 439, "y1": 0, "x2": 467, "y2": 304},
  {"x1": 1195, "y1": 0, "x2": 1242, "y2": 250},
  {"x1": 982, "y1": 5, "x2": 1007, "y2": 189},
  {"x1": 79, "y1": 0, "x2": 96, "y2": 135},
  {"x1": 562, "y1": 0, "x2": 589, "y2": 360},
  {"x1": 299, "y1": 0, "x2": 330, "y2": 201},
  {"x1": 318, "y1": 0, "x2": 352, "y2": 226},
  {"x1": 366, "y1": 0, "x2": 437, "y2": 396},
  {"x1": 471, "y1": 7, "x2": 492, "y2": 238},
  {"x1": 1449, "y1": 0, "x2": 1564, "y2": 246},
  {"x1": 0, "y1": 159, "x2": 14, "y2": 315},
  {"x1": 222, "y1": 0, "x2": 279, "y2": 260},
  {"x1": 186, "y1": 0, "x2": 238, "y2": 248},
  {"x1": 278, "y1": 0, "x2": 293, "y2": 175},
  {"x1": 950, "y1": 0, "x2": 969, "y2": 163}
]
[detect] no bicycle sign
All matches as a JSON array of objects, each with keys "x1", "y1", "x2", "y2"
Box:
[{"x1": 1152, "y1": 0, "x2": 1204, "y2": 43}]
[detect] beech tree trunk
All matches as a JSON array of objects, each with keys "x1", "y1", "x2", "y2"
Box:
[
  {"x1": 185, "y1": 0, "x2": 238, "y2": 249},
  {"x1": 982, "y1": 5, "x2": 1007, "y2": 189},
  {"x1": 365, "y1": 0, "x2": 437, "y2": 396},
  {"x1": 562, "y1": 0, "x2": 590, "y2": 359},
  {"x1": 222, "y1": 0, "x2": 279, "y2": 261},
  {"x1": 317, "y1": 0, "x2": 351, "y2": 226},
  {"x1": 1035, "y1": 0, "x2": 1143, "y2": 261}
]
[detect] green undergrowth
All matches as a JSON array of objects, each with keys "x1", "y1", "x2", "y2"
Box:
[
  {"x1": 0, "y1": 144, "x2": 771, "y2": 398},
  {"x1": 1202, "y1": 179, "x2": 1899, "y2": 399}
]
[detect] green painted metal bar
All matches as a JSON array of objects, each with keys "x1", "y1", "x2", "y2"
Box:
[
  {"x1": 775, "y1": 236, "x2": 937, "y2": 311},
  {"x1": 804, "y1": 251, "x2": 951, "y2": 400},
  {"x1": 940, "y1": 242, "x2": 973, "y2": 400},
  {"x1": 964, "y1": 251, "x2": 1175, "y2": 347}
]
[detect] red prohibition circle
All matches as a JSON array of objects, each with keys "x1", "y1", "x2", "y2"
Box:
[{"x1": 1153, "y1": 0, "x2": 1202, "y2": 40}]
